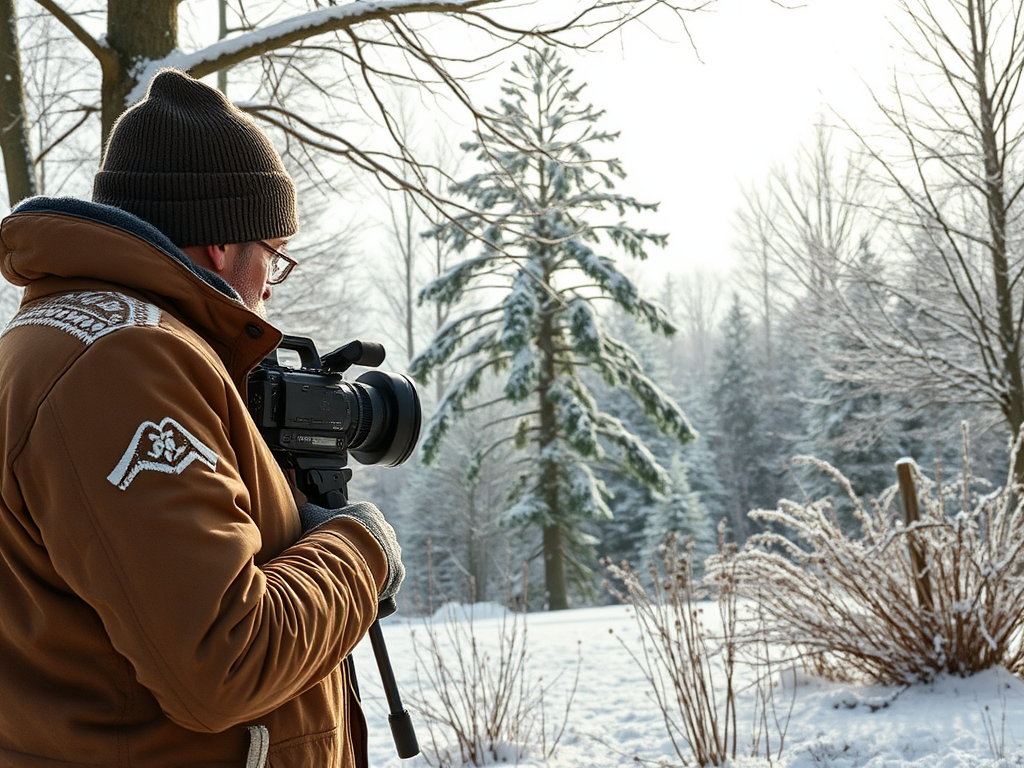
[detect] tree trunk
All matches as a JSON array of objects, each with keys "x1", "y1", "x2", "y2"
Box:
[
  {"x1": 538, "y1": 384, "x2": 569, "y2": 610},
  {"x1": 537, "y1": 258, "x2": 568, "y2": 610},
  {"x1": 468, "y1": 526, "x2": 489, "y2": 604},
  {"x1": 433, "y1": 238, "x2": 449, "y2": 403},
  {"x1": 530, "y1": 99, "x2": 570, "y2": 610},
  {"x1": 102, "y1": 0, "x2": 179, "y2": 140},
  {"x1": 465, "y1": 486, "x2": 489, "y2": 604},
  {"x1": 542, "y1": 523, "x2": 568, "y2": 611},
  {"x1": 217, "y1": 0, "x2": 229, "y2": 96},
  {"x1": 403, "y1": 196, "x2": 416, "y2": 363},
  {"x1": 0, "y1": 0, "x2": 36, "y2": 206},
  {"x1": 971, "y1": 2, "x2": 1024, "y2": 476}
]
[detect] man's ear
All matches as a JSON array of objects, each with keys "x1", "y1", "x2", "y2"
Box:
[
  {"x1": 207, "y1": 244, "x2": 228, "y2": 272},
  {"x1": 180, "y1": 243, "x2": 232, "y2": 275}
]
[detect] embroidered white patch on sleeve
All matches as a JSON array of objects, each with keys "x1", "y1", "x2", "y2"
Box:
[
  {"x1": 107, "y1": 417, "x2": 219, "y2": 491},
  {"x1": 2, "y1": 291, "x2": 161, "y2": 344}
]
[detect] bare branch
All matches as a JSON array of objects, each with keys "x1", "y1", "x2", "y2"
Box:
[{"x1": 31, "y1": 0, "x2": 117, "y2": 70}]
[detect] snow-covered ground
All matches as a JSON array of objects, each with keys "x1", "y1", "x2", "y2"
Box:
[{"x1": 352, "y1": 604, "x2": 1024, "y2": 768}]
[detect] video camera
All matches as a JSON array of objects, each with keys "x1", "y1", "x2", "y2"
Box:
[
  {"x1": 247, "y1": 334, "x2": 422, "y2": 509},
  {"x1": 247, "y1": 334, "x2": 422, "y2": 758}
]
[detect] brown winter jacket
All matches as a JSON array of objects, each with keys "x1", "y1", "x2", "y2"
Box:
[{"x1": 0, "y1": 198, "x2": 388, "y2": 767}]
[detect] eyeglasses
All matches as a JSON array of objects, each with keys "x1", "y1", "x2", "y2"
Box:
[{"x1": 255, "y1": 240, "x2": 298, "y2": 285}]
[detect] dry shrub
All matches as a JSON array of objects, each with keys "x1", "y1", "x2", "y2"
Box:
[
  {"x1": 405, "y1": 593, "x2": 579, "y2": 766},
  {"x1": 724, "y1": 452, "x2": 1024, "y2": 684},
  {"x1": 605, "y1": 533, "x2": 738, "y2": 767}
]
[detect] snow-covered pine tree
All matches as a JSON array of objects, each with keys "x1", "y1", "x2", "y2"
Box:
[
  {"x1": 641, "y1": 452, "x2": 716, "y2": 570},
  {"x1": 675, "y1": 393, "x2": 730, "y2": 529},
  {"x1": 795, "y1": 239, "x2": 986, "y2": 513},
  {"x1": 588, "y1": 304, "x2": 715, "y2": 575},
  {"x1": 411, "y1": 47, "x2": 694, "y2": 611},
  {"x1": 392, "y1": 403, "x2": 525, "y2": 609},
  {"x1": 797, "y1": 242, "x2": 911, "y2": 515},
  {"x1": 712, "y1": 294, "x2": 774, "y2": 544}
]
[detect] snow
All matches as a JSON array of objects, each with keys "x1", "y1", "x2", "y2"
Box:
[
  {"x1": 127, "y1": 0, "x2": 483, "y2": 104},
  {"x1": 353, "y1": 603, "x2": 1024, "y2": 767}
]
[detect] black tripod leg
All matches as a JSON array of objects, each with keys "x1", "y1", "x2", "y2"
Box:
[
  {"x1": 368, "y1": 619, "x2": 419, "y2": 758},
  {"x1": 303, "y1": 490, "x2": 418, "y2": 758}
]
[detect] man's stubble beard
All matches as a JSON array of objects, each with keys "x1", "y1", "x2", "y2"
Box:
[{"x1": 228, "y1": 243, "x2": 268, "y2": 318}]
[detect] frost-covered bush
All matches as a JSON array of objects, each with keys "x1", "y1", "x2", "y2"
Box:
[
  {"x1": 605, "y1": 533, "x2": 739, "y2": 767},
  {"x1": 718, "y1": 456, "x2": 1024, "y2": 684}
]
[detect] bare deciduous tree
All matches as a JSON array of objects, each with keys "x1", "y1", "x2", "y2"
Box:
[
  {"x1": 667, "y1": 267, "x2": 725, "y2": 390},
  {"x1": 372, "y1": 99, "x2": 461, "y2": 371},
  {"x1": 741, "y1": 1, "x2": 1024, "y2": 474},
  {"x1": 0, "y1": 0, "x2": 34, "y2": 205},
  {"x1": 1, "y1": 0, "x2": 710, "y2": 216},
  {"x1": 734, "y1": 122, "x2": 873, "y2": 323},
  {"x1": 856, "y1": 0, "x2": 1024, "y2": 459}
]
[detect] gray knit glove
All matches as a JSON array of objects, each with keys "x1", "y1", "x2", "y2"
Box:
[{"x1": 299, "y1": 501, "x2": 405, "y2": 600}]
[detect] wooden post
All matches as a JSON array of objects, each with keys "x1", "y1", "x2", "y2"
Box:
[{"x1": 896, "y1": 459, "x2": 933, "y2": 611}]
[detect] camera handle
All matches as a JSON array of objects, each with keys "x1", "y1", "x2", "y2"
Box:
[{"x1": 299, "y1": 465, "x2": 420, "y2": 760}]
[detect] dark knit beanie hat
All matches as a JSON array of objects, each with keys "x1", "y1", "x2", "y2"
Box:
[{"x1": 93, "y1": 68, "x2": 298, "y2": 247}]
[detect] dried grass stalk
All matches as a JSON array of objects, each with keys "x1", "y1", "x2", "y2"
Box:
[
  {"x1": 406, "y1": 570, "x2": 579, "y2": 766},
  {"x1": 605, "y1": 533, "x2": 738, "y2": 767}
]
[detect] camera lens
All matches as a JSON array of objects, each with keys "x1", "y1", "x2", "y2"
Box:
[{"x1": 348, "y1": 370, "x2": 422, "y2": 467}]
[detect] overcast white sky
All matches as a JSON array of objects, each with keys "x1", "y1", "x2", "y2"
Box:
[{"x1": 566, "y1": 0, "x2": 901, "y2": 276}]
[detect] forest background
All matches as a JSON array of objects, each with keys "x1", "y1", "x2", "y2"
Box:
[{"x1": 1, "y1": 0, "x2": 1016, "y2": 612}]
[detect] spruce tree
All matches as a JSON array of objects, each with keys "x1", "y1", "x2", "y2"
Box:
[
  {"x1": 712, "y1": 294, "x2": 773, "y2": 543},
  {"x1": 590, "y1": 308, "x2": 716, "y2": 573},
  {"x1": 641, "y1": 453, "x2": 715, "y2": 568},
  {"x1": 393, "y1": 410, "x2": 522, "y2": 608},
  {"x1": 411, "y1": 47, "x2": 694, "y2": 610},
  {"x1": 798, "y1": 241, "x2": 963, "y2": 518}
]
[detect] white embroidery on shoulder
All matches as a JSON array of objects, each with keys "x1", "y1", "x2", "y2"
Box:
[
  {"x1": 107, "y1": 417, "x2": 219, "y2": 491},
  {"x1": 2, "y1": 291, "x2": 161, "y2": 345}
]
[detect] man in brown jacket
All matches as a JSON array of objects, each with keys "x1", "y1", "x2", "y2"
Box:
[{"x1": 0, "y1": 69, "x2": 404, "y2": 767}]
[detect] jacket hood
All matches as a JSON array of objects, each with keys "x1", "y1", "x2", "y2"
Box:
[{"x1": 0, "y1": 197, "x2": 282, "y2": 378}]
